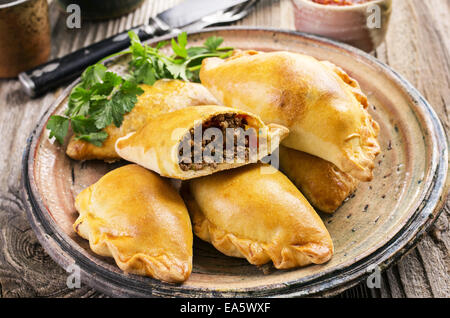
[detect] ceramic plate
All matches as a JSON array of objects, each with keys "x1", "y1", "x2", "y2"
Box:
[{"x1": 22, "y1": 28, "x2": 448, "y2": 297}]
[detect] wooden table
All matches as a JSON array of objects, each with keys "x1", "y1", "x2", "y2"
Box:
[{"x1": 0, "y1": 0, "x2": 448, "y2": 298}]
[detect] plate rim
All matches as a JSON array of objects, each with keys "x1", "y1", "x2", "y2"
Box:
[{"x1": 21, "y1": 26, "x2": 449, "y2": 297}]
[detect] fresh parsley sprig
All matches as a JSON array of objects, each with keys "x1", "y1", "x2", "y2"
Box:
[
  {"x1": 127, "y1": 31, "x2": 233, "y2": 83},
  {"x1": 47, "y1": 64, "x2": 143, "y2": 146},
  {"x1": 47, "y1": 31, "x2": 233, "y2": 146}
]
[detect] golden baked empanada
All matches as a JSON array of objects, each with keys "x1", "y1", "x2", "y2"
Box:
[
  {"x1": 115, "y1": 105, "x2": 289, "y2": 180},
  {"x1": 279, "y1": 146, "x2": 359, "y2": 213},
  {"x1": 74, "y1": 164, "x2": 193, "y2": 283},
  {"x1": 182, "y1": 164, "x2": 333, "y2": 268},
  {"x1": 200, "y1": 50, "x2": 380, "y2": 181},
  {"x1": 66, "y1": 79, "x2": 218, "y2": 162}
]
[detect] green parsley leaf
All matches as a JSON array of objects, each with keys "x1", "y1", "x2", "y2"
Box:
[
  {"x1": 186, "y1": 46, "x2": 209, "y2": 57},
  {"x1": 165, "y1": 59, "x2": 188, "y2": 81},
  {"x1": 204, "y1": 36, "x2": 224, "y2": 51},
  {"x1": 81, "y1": 64, "x2": 107, "y2": 88},
  {"x1": 47, "y1": 67, "x2": 143, "y2": 146},
  {"x1": 66, "y1": 85, "x2": 91, "y2": 117},
  {"x1": 156, "y1": 40, "x2": 169, "y2": 50},
  {"x1": 133, "y1": 62, "x2": 157, "y2": 85},
  {"x1": 70, "y1": 115, "x2": 97, "y2": 135},
  {"x1": 47, "y1": 115, "x2": 70, "y2": 144},
  {"x1": 171, "y1": 32, "x2": 188, "y2": 58},
  {"x1": 76, "y1": 131, "x2": 109, "y2": 147},
  {"x1": 91, "y1": 77, "x2": 143, "y2": 129}
]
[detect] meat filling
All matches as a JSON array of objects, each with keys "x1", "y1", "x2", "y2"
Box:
[{"x1": 178, "y1": 114, "x2": 255, "y2": 171}]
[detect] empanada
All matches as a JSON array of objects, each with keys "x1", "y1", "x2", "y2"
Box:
[
  {"x1": 66, "y1": 79, "x2": 218, "y2": 162},
  {"x1": 115, "y1": 105, "x2": 289, "y2": 180},
  {"x1": 279, "y1": 146, "x2": 359, "y2": 213},
  {"x1": 74, "y1": 164, "x2": 193, "y2": 283},
  {"x1": 200, "y1": 50, "x2": 380, "y2": 181},
  {"x1": 181, "y1": 164, "x2": 333, "y2": 269}
]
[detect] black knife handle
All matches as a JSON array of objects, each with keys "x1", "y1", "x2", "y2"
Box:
[{"x1": 19, "y1": 19, "x2": 169, "y2": 97}]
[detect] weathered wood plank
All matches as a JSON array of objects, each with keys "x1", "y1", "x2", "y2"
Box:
[
  {"x1": 373, "y1": 0, "x2": 450, "y2": 298},
  {"x1": 0, "y1": 0, "x2": 448, "y2": 298}
]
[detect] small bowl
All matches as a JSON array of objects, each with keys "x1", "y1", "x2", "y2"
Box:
[
  {"x1": 56, "y1": 0, "x2": 145, "y2": 20},
  {"x1": 291, "y1": 0, "x2": 392, "y2": 52}
]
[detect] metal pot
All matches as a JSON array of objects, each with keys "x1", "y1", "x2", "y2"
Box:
[{"x1": 0, "y1": 0, "x2": 51, "y2": 78}]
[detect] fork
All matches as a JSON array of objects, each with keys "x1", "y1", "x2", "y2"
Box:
[{"x1": 182, "y1": 0, "x2": 259, "y2": 33}]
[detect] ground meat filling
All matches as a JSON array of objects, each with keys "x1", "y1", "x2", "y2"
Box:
[{"x1": 178, "y1": 114, "x2": 254, "y2": 171}]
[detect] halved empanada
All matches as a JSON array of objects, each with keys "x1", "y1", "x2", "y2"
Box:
[
  {"x1": 74, "y1": 164, "x2": 193, "y2": 283},
  {"x1": 200, "y1": 50, "x2": 380, "y2": 181},
  {"x1": 115, "y1": 105, "x2": 289, "y2": 180},
  {"x1": 181, "y1": 164, "x2": 333, "y2": 268},
  {"x1": 66, "y1": 79, "x2": 218, "y2": 162},
  {"x1": 279, "y1": 146, "x2": 359, "y2": 213}
]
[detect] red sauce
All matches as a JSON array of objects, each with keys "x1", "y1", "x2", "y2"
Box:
[{"x1": 310, "y1": 0, "x2": 374, "y2": 6}]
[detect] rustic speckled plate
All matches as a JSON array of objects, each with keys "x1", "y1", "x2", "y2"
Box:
[{"x1": 22, "y1": 28, "x2": 448, "y2": 297}]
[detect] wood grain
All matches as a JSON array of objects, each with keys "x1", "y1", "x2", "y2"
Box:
[
  {"x1": 0, "y1": 0, "x2": 448, "y2": 298},
  {"x1": 371, "y1": 0, "x2": 450, "y2": 298}
]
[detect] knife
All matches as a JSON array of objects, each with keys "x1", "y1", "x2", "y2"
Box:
[{"x1": 19, "y1": 0, "x2": 251, "y2": 97}]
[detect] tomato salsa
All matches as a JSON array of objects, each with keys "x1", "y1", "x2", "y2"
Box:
[{"x1": 310, "y1": 0, "x2": 375, "y2": 6}]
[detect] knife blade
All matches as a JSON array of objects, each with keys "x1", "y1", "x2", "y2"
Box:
[
  {"x1": 157, "y1": 0, "x2": 249, "y2": 29},
  {"x1": 19, "y1": 0, "x2": 251, "y2": 97}
]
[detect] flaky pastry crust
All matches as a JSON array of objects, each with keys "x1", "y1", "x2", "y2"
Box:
[
  {"x1": 200, "y1": 50, "x2": 380, "y2": 181},
  {"x1": 74, "y1": 164, "x2": 193, "y2": 283},
  {"x1": 115, "y1": 106, "x2": 289, "y2": 180},
  {"x1": 182, "y1": 164, "x2": 333, "y2": 268},
  {"x1": 279, "y1": 146, "x2": 359, "y2": 213}
]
